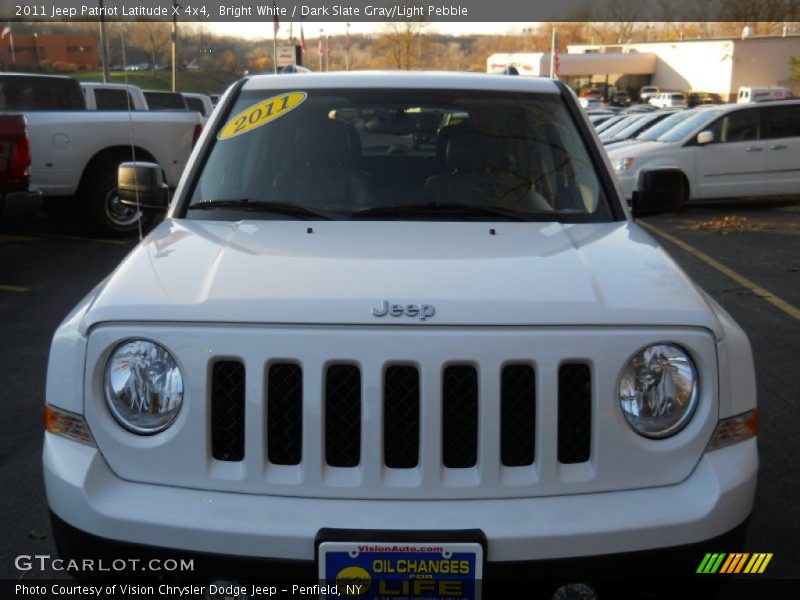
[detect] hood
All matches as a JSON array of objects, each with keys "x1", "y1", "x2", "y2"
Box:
[
  {"x1": 83, "y1": 219, "x2": 721, "y2": 335},
  {"x1": 606, "y1": 139, "x2": 666, "y2": 158}
]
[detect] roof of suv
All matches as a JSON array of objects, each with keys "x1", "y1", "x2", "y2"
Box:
[{"x1": 243, "y1": 71, "x2": 561, "y2": 94}]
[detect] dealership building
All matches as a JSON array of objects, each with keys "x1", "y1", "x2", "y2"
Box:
[
  {"x1": 0, "y1": 34, "x2": 98, "y2": 70},
  {"x1": 487, "y1": 34, "x2": 800, "y2": 101}
]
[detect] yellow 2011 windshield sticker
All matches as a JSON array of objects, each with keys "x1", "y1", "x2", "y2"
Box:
[{"x1": 218, "y1": 91, "x2": 307, "y2": 140}]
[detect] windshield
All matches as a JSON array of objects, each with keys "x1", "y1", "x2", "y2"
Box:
[
  {"x1": 637, "y1": 111, "x2": 693, "y2": 141},
  {"x1": 187, "y1": 88, "x2": 615, "y2": 222},
  {"x1": 657, "y1": 109, "x2": 722, "y2": 143},
  {"x1": 599, "y1": 114, "x2": 644, "y2": 139},
  {"x1": 610, "y1": 112, "x2": 663, "y2": 139},
  {"x1": 594, "y1": 115, "x2": 627, "y2": 134}
]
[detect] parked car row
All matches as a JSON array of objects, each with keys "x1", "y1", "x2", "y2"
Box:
[
  {"x1": 597, "y1": 101, "x2": 800, "y2": 206},
  {"x1": 80, "y1": 82, "x2": 215, "y2": 121}
]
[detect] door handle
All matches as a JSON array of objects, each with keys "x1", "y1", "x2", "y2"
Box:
[
  {"x1": 745, "y1": 147, "x2": 763, "y2": 152},
  {"x1": 770, "y1": 144, "x2": 787, "y2": 150}
]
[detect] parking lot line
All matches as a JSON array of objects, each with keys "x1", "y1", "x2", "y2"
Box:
[
  {"x1": 0, "y1": 234, "x2": 41, "y2": 243},
  {"x1": 640, "y1": 220, "x2": 800, "y2": 322},
  {"x1": 0, "y1": 284, "x2": 29, "y2": 293}
]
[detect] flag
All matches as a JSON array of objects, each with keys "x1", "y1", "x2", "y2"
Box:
[
  {"x1": 318, "y1": 36, "x2": 324, "y2": 56},
  {"x1": 272, "y1": 1, "x2": 280, "y2": 35},
  {"x1": 300, "y1": 23, "x2": 306, "y2": 53},
  {"x1": 1, "y1": 26, "x2": 10, "y2": 39},
  {"x1": 345, "y1": 27, "x2": 351, "y2": 51},
  {"x1": 552, "y1": 47, "x2": 560, "y2": 80}
]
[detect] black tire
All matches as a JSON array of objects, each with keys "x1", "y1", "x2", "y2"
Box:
[{"x1": 82, "y1": 166, "x2": 153, "y2": 237}]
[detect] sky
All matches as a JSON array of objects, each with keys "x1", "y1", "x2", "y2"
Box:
[{"x1": 209, "y1": 21, "x2": 526, "y2": 39}]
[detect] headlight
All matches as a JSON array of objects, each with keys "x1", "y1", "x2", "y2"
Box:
[
  {"x1": 614, "y1": 157, "x2": 634, "y2": 172},
  {"x1": 104, "y1": 340, "x2": 184, "y2": 434},
  {"x1": 619, "y1": 343, "x2": 698, "y2": 439}
]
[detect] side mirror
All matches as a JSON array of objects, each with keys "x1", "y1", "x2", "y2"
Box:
[
  {"x1": 696, "y1": 130, "x2": 714, "y2": 145},
  {"x1": 117, "y1": 162, "x2": 169, "y2": 213},
  {"x1": 630, "y1": 168, "x2": 685, "y2": 217}
]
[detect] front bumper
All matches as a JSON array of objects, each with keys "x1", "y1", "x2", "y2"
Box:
[{"x1": 44, "y1": 433, "x2": 757, "y2": 565}]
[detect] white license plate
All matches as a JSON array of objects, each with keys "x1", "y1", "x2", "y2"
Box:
[{"x1": 318, "y1": 540, "x2": 483, "y2": 599}]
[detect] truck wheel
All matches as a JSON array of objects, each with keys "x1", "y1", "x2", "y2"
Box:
[{"x1": 83, "y1": 169, "x2": 153, "y2": 237}]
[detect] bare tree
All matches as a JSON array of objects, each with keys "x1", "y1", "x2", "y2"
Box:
[
  {"x1": 374, "y1": 18, "x2": 431, "y2": 70},
  {"x1": 128, "y1": 22, "x2": 170, "y2": 77}
]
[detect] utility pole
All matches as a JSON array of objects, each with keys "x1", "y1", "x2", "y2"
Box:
[
  {"x1": 171, "y1": 0, "x2": 178, "y2": 92},
  {"x1": 345, "y1": 22, "x2": 350, "y2": 71},
  {"x1": 99, "y1": 1, "x2": 110, "y2": 82},
  {"x1": 319, "y1": 28, "x2": 323, "y2": 72}
]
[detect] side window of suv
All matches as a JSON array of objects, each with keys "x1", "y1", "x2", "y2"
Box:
[
  {"x1": 765, "y1": 105, "x2": 800, "y2": 139},
  {"x1": 709, "y1": 110, "x2": 759, "y2": 143}
]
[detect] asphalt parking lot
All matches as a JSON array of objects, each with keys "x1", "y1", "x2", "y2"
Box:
[{"x1": 0, "y1": 203, "x2": 798, "y2": 585}]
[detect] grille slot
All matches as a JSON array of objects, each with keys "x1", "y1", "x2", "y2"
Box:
[
  {"x1": 211, "y1": 361, "x2": 245, "y2": 462},
  {"x1": 558, "y1": 363, "x2": 592, "y2": 464},
  {"x1": 325, "y1": 364, "x2": 362, "y2": 467},
  {"x1": 384, "y1": 366, "x2": 420, "y2": 469},
  {"x1": 267, "y1": 363, "x2": 302, "y2": 465},
  {"x1": 442, "y1": 365, "x2": 479, "y2": 468},
  {"x1": 501, "y1": 365, "x2": 536, "y2": 467}
]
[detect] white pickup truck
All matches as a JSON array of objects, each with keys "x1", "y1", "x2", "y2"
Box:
[
  {"x1": 0, "y1": 73, "x2": 202, "y2": 235},
  {"x1": 81, "y1": 82, "x2": 149, "y2": 111},
  {"x1": 44, "y1": 73, "x2": 758, "y2": 594}
]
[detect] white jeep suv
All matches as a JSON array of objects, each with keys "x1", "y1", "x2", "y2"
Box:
[{"x1": 44, "y1": 73, "x2": 757, "y2": 595}]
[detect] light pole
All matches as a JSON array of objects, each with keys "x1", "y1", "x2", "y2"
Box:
[
  {"x1": 172, "y1": 0, "x2": 178, "y2": 92},
  {"x1": 99, "y1": 1, "x2": 110, "y2": 81},
  {"x1": 318, "y1": 28, "x2": 323, "y2": 72},
  {"x1": 345, "y1": 22, "x2": 351, "y2": 71}
]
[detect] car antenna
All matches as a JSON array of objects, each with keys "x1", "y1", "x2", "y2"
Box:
[{"x1": 119, "y1": 28, "x2": 143, "y2": 242}]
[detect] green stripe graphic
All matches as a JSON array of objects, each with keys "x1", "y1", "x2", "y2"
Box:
[
  {"x1": 710, "y1": 553, "x2": 727, "y2": 573},
  {"x1": 698, "y1": 553, "x2": 728, "y2": 573},
  {"x1": 697, "y1": 554, "x2": 713, "y2": 573}
]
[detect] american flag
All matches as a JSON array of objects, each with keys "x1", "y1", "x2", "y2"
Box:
[
  {"x1": 345, "y1": 25, "x2": 351, "y2": 51},
  {"x1": 300, "y1": 22, "x2": 306, "y2": 53},
  {"x1": 272, "y1": 1, "x2": 279, "y2": 35},
  {"x1": 318, "y1": 35, "x2": 325, "y2": 56},
  {"x1": 1, "y1": 26, "x2": 10, "y2": 39}
]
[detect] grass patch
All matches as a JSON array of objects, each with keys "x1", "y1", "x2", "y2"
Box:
[
  {"x1": 70, "y1": 69, "x2": 239, "y2": 94},
  {"x1": 690, "y1": 216, "x2": 775, "y2": 234}
]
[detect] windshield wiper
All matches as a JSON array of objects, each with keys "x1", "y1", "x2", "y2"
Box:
[
  {"x1": 350, "y1": 202, "x2": 557, "y2": 222},
  {"x1": 188, "y1": 199, "x2": 333, "y2": 220}
]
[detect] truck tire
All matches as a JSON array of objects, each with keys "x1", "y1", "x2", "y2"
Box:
[{"x1": 82, "y1": 167, "x2": 153, "y2": 237}]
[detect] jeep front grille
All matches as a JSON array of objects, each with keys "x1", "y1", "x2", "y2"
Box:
[
  {"x1": 209, "y1": 361, "x2": 592, "y2": 469},
  {"x1": 211, "y1": 361, "x2": 245, "y2": 462},
  {"x1": 92, "y1": 326, "x2": 717, "y2": 500}
]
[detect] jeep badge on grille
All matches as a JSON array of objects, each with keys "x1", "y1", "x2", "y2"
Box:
[{"x1": 371, "y1": 300, "x2": 436, "y2": 321}]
